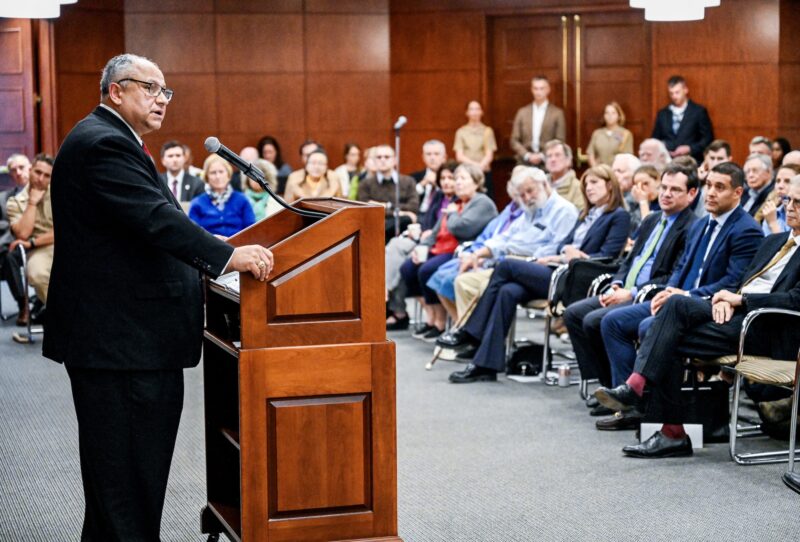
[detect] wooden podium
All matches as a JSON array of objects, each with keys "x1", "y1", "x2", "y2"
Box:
[{"x1": 200, "y1": 198, "x2": 402, "y2": 542}]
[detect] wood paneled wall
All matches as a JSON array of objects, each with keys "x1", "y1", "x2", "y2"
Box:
[
  {"x1": 390, "y1": 0, "x2": 795, "y2": 173},
  {"x1": 133, "y1": 0, "x2": 388, "y2": 172},
  {"x1": 0, "y1": 18, "x2": 36, "y2": 162}
]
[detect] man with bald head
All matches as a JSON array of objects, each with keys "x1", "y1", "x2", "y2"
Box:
[
  {"x1": 783, "y1": 150, "x2": 800, "y2": 167},
  {"x1": 46, "y1": 53, "x2": 275, "y2": 539}
]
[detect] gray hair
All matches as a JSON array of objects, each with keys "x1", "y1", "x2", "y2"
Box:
[
  {"x1": 422, "y1": 139, "x2": 446, "y2": 151},
  {"x1": 252, "y1": 158, "x2": 278, "y2": 192},
  {"x1": 745, "y1": 152, "x2": 773, "y2": 173},
  {"x1": 640, "y1": 138, "x2": 671, "y2": 166},
  {"x1": 100, "y1": 53, "x2": 158, "y2": 100},
  {"x1": 512, "y1": 166, "x2": 548, "y2": 187},
  {"x1": 455, "y1": 162, "x2": 486, "y2": 192},
  {"x1": 615, "y1": 153, "x2": 641, "y2": 172},
  {"x1": 791, "y1": 175, "x2": 800, "y2": 190},
  {"x1": 6, "y1": 153, "x2": 30, "y2": 168},
  {"x1": 543, "y1": 139, "x2": 573, "y2": 164}
]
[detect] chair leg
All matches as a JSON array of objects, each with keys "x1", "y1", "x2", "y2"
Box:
[
  {"x1": 729, "y1": 372, "x2": 742, "y2": 462},
  {"x1": 787, "y1": 380, "x2": 800, "y2": 472},
  {"x1": 541, "y1": 311, "x2": 552, "y2": 377}
]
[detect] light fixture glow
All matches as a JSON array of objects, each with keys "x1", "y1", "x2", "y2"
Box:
[
  {"x1": 632, "y1": 0, "x2": 720, "y2": 10},
  {"x1": 645, "y1": 2, "x2": 705, "y2": 21},
  {"x1": 0, "y1": 0, "x2": 60, "y2": 18}
]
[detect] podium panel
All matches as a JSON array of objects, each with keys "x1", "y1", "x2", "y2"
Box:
[{"x1": 202, "y1": 199, "x2": 401, "y2": 542}]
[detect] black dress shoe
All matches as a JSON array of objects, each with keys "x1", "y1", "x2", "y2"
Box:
[
  {"x1": 596, "y1": 410, "x2": 643, "y2": 431},
  {"x1": 782, "y1": 471, "x2": 800, "y2": 495},
  {"x1": 386, "y1": 315, "x2": 409, "y2": 331},
  {"x1": 585, "y1": 396, "x2": 599, "y2": 409},
  {"x1": 594, "y1": 384, "x2": 641, "y2": 412},
  {"x1": 622, "y1": 431, "x2": 693, "y2": 458},
  {"x1": 589, "y1": 405, "x2": 614, "y2": 417},
  {"x1": 421, "y1": 327, "x2": 444, "y2": 343},
  {"x1": 436, "y1": 329, "x2": 475, "y2": 348},
  {"x1": 449, "y1": 363, "x2": 497, "y2": 383},
  {"x1": 411, "y1": 323, "x2": 435, "y2": 339},
  {"x1": 455, "y1": 345, "x2": 478, "y2": 361}
]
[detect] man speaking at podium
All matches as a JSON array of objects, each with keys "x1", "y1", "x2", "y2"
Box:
[{"x1": 44, "y1": 54, "x2": 273, "y2": 540}]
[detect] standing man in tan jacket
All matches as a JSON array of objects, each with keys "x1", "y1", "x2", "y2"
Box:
[{"x1": 510, "y1": 75, "x2": 567, "y2": 166}]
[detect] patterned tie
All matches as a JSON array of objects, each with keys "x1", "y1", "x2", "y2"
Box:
[
  {"x1": 624, "y1": 218, "x2": 667, "y2": 289},
  {"x1": 171, "y1": 179, "x2": 178, "y2": 198},
  {"x1": 672, "y1": 111, "x2": 681, "y2": 135},
  {"x1": 739, "y1": 237, "x2": 796, "y2": 292},
  {"x1": 681, "y1": 218, "x2": 718, "y2": 290}
]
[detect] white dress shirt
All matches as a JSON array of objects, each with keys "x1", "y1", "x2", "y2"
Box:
[
  {"x1": 167, "y1": 169, "x2": 185, "y2": 200},
  {"x1": 531, "y1": 100, "x2": 549, "y2": 153},
  {"x1": 742, "y1": 233, "x2": 800, "y2": 294}
]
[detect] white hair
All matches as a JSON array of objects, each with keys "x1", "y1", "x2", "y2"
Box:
[
  {"x1": 512, "y1": 166, "x2": 547, "y2": 187},
  {"x1": 745, "y1": 152, "x2": 773, "y2": 173}
]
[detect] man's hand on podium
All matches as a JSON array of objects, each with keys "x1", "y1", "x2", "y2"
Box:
[{"x1": 226, "y1": 245, "x2": 274, "y2": 281}]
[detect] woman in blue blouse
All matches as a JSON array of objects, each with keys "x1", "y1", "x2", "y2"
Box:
[
  {"x1": 443, "y1": 164, "x2": 631, "y2": 383},
  {"x1": 189, "y1": 154, "x2": 255, "y2": 237}
]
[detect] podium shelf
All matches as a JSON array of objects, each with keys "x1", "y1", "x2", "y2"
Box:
[
  {"x1": 207, "y1": 501, "x2": 241, "y2": 541},
  {"x1": 209, "y1": 279, "x2": 240, "y2": 303},
  {"x1": 204, "y1": 330, "x2": 239, "y2": 358},
  {"x1": 221, "y1": 427, "x2": 240, "y2": 450}
]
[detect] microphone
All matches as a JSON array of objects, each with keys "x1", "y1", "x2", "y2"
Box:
[
  {"x1": 204, "y1": 137, "x2": 325, "y2": 219},
  {"x1": 393, "y1": 116, "x2": 407, "y2": 131}
]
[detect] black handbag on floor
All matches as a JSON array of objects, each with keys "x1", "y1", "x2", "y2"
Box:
[
  {"x1": 506, "y1": 340, "x2": 543, "y2": 376},
  {"x1": 643, "y1": 379, "x2": 730, "y2": 442}
]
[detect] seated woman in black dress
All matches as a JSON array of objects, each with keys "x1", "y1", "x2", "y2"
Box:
[{"x1": 442, "y1": 164, "x2": 631, "y2": 383}]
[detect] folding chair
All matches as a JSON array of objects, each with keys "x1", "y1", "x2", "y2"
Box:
[{"x1": 12, "y1": 245, "x2": 44, "y2": 344}]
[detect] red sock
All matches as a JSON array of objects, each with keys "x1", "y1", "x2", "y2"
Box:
[
  {"x1": 626, "y1": 372, "x2": 646, "y2": 397},
  {"x1": 661, "y1": 424, "x2": 687, "y2": 439}
]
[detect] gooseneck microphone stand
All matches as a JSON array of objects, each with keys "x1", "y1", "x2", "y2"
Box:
[{"x1": 392, "y1": 116, "x2": 407, "y2": 237}]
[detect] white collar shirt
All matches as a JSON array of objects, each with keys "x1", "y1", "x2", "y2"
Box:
[{"x1": 531, "y1": 100, "x2": 549, "y2": 153}]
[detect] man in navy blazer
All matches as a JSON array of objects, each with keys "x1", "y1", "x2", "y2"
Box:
[
  {"x1": 597, "y1": 162, "x2": 763, "y2": 403},
  {"x1": 651, "y1": 75, "x2": 714, "y2": 163},
  {"x1": 45, "y1": 54, "x2": 274, "y2": 539},
  {"x1": 598, "y1": 177, "x2": 800, "y2": 458},
  {"x1": 564, "y1": 162, "x2": 699, "y2": 397}
]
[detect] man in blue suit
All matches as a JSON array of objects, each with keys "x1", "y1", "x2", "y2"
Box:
[
  {"x1": 651, "y1": 75, "x2": 714, "y2": 163},
  {"x1": 596, "y1": 162, "x2": 763, "y2": 414}
]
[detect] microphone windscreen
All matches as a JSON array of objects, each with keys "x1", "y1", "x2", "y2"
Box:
[{"x1": 204, "y1": 136, "x2": 220, "y2": 153}]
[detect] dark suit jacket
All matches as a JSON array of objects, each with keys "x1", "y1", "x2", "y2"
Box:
[
  {"x1": 668, "y1": 206, "x2": 763, "y2": 297},
  {"x1": 740, "y1": 181, "x2": 775, "y2": 218},
  {"x1": 158, "y1": 171, "x2": 205, "y2": 202},
  {"x1": 559, "y1": 206, "x2": 630, "y2": 259},
  {"x1": 356, "y1": 174, "x2": 420, "y2": 216},
  {"x1": 612, "y1": 207, "x2": 697, "y2": 286},
  {"x1": 43, "y1": 106, "x2": 233, "y2": 370},
  {"x1": 739, "y1": 232, "x2": 800, "y2": 359},
  {"x1": 651, "y1": 100, "x2": 714, "y2": 162}
]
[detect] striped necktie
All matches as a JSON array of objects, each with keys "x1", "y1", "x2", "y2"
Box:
[
  {"x1": 739, "y1": 237, "x2": 796, "y2": 292},
  {"x1": 624, "y1": 218, "x2": 667, "y2": 289}
]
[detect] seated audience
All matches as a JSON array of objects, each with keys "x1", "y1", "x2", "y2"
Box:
[
  {"x1": 596, "y1": 176, "x2": 800, "y2": 458},
  {"x1": 396, "y1": 164, "x2": 497, "y2": 338},
  {"x1": 742, "y1": 152, "x2": 774, "y2": 217},
  {"x1": 412, "y1": 140, "x2": 448, "y2": 215},
  {"x1": 334, "y1": 143, "x2": 362, "y2": 198},
  {"x1": 629, "y1": 165, "x2": 661, "y2": 227},
  {"x1": 784, "y1": 150, "x2": 800, "y2": 167},
  {"x1": 230, "y1": 147, "x2": 260, "y2": 191},
  {"x1": 596, "y1": 162, "x2": 763, "y2": 424},
  {"x1": 694, "y1": 139, "x2": 732, "y2": 218},
  {"x1": 257, "y1": 135, "x2": 293, "y2": 181},
  {"x1": 563, "y1": 162, "x2": 699, "y2": 413},
  {"x1": 189, "y1": 154, "x2": 255, "y2": 237},
  {"x1": 545, "y1": 139, "x2": 584, "y2": 210},
  {"x1": 449, "y1": 167, "x2": 578, "y2": 320},
  {"x1": 386, "y1": 162, "x2": 458, "y2": 331},
  {"x1": 772, "y1": 137, "x2": 791, "y2": 169},
  {"x1": 586, "y1": 101, "x2": 634, "y2": 167},
  {"x1": 454, "y1": 100, "x2": 497, "y2": 196},
  {"x1": 349, "y1": 146, "x2": 377, "y2": 200},
  {"x1": 427, "y1": 173, "x2": 527, "y2": 323},
  {"x1": 442, "y1": 164, "x2": 630, "y2": 383},
  {"x1": 1, "y1": 154, "x2": 29, "y2": 324},
  {"x1": 245, "y1": 158, "x2": 281, "y2": 221},
  {"x1": 284, "y1": 140, "x2": 338, "y2": 196},
  {"x1": 748, "y1": 135, "x2": 772, "y2": 156},
  {"x1": 181, "y1": 144, "x2": 204, "y2": 178},
  {"x1": 758, "y1": 163, "x2": 800, "y2": 235},
  {"x1": 284, "y1": 150, "x2": 342, "y2": 202},
  {"x1": 356, "y1": 145, "x2": 419, "y2": 244},
  {"x1": 159, "y1": 140, "x2": 204, "y2": 206},
  {"x1": 638, "y1": 138, "x2": 671, "y2": 172},
  {"x1": 611, "y1": 153, "x2": 642, "y2": 229},
  {"x1": 6, "y1": 154, "x2": 55, "y2": 338}
]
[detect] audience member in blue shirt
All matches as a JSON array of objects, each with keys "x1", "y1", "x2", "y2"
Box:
[
  {"x1": 760, "y1": 164, "x2": 799, "y2": 235},
  {"x1": 189, "y1": 155, "x2": 255, "y2": 237}
]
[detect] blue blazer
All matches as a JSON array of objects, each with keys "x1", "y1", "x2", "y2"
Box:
[
  {"x1": 668, "y1": 206, "x2": 763, "y2": 297},
  {"x1": 189, "y1": 190, "x2": 256, "y2": 238},
  {"x1": 559, "y1": 206, "x2": 630, "y2": 259}
]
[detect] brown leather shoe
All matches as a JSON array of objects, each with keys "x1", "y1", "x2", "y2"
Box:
[{"x1": 15, "y1": 304, "x2": 29, "y2": 327}]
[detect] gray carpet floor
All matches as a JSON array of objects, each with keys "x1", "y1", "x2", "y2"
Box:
[{"x1": 1, "y1": 295, "x2": 798, "y2": 541}]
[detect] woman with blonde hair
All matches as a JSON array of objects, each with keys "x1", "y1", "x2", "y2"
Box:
[
  {"x1": 283, "y1": 149, "x2": 342, "y2": 202},
  {"x1": 189, "y1": 154, "x2": 256, "y2": 236},
  {"x1": 586, "y1": 101, "x2": 634, "y2": 167}
]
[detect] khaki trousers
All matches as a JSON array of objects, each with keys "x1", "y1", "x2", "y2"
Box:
[
  {"x1": 27, "y1": 244, "x2": 54, "y2": 303},
  {"x1": 454, "y1": 268, "x2": 494, "y2": 320}
]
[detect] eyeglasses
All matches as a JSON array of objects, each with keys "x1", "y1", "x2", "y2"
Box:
[
  {"x1": 116, "y1": 78, "x2": 174, "y2": 101},
  {"x1": 781, "y1": 195, "x2": 800, "y2": 209}
]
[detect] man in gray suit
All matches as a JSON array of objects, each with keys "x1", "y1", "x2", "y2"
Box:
[{"x1": 510, "y1": 75, "x2": 567, "y2": 166}]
